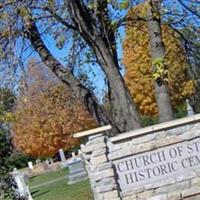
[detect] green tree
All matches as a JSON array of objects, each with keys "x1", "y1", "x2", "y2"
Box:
[{"x1": 0, "y1": 88, "x2": 15, "y2": 199}]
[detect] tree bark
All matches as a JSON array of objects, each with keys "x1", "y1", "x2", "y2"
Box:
[
  {"x1": 22, "y1": 13, "x2": 120, "y2": 133},
  {"x1": 147, "y1": 0, "x2": 174, "y2": 122},
  {"x1": 67, "y1": 0, "x2": 141, "y2": 132}
]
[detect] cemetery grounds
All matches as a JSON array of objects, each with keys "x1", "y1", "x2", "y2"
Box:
[{"x1": 6, "y1": 168, "x2": 93, "y2": 200}]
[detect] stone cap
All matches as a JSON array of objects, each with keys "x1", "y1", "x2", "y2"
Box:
[
  {"x1": 73, "y1": 114, "x2": 200, "y2": 142},
  {"x1": 110, "y1": 113, "x2": 200, "y2": 143},
  {"x1": 73, "y1": 125, "x2": 112, "y2": 138}
]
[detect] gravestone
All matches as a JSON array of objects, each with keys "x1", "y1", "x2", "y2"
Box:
[
  {"x1": 12, "y1": 169, "x2": 33, "y2": 200},
  {"x1": 67, "y1": 157, "x2": 88, "y2": 184},
  {"x1": 78, "y1": 149, "x2": 82, "y2": 155},
  {"x1": 42, "y1": 160, "x2": 51, "y2": 171},
  {"x1": 186, "y1": 99, "x2": 194, "y2": 116},
  {"x1": 59, "y1": 149, "x2": 68, "y2": 168},
  {"x1": 44, "y1": 158, "x2": 54, "y2": 170},
  {"x1": 49, "y1": 158, "x2": 53, "y2": 165},
  {"x1": 59, "y1": 149, "x2": 66, "y2": 162},
  {"x1": 27, "y1": 161, "x2": 33, "y2": 170},
  {"x1": 35, "y1": 159, "x2": 41, "y2": 165},
  {"x1": 72, "y1": 152, "x2": 76, "y2": 158}
]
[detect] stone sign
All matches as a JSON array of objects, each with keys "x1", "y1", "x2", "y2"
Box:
[{"x1": 114, "y1": 137, "x2": 200, "y2": 191}]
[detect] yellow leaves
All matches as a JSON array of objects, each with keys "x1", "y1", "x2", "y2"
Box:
[
  {"x1": 152, "y1": 58, "x2": 168, "y2": 82},
  {"x1": 0, "y1": 112, "x2": 15, "y2": 123},
  {"x1": 48, "y1": 0, "x2": 54, "y2": 6},
  {"x1": 152, "y1": 10, "x2": 160, "y2": 20},
  {"x1": 181, "y1": 80, "x2": 196, "y2": 97},
  {"x1": 0, "y1": 12, "x2": 8, "y2": 20},
  {"x1": 123, "y1": 3, "x2": 191, "y2": 117},
  {"x1": 88, "y1": 2, "x2": 96, "y2": 10},
  {"x1": 119, "y1": 0, "x2": 129, "y2": 9},
  {"x1": 4, "y1": 112, "x2": 15, "y2": 121},
  {"x1": 128, "y1": 2, "x2": 148, "y2": 19},
  {"x1": 18, "y1": 7, "x2": 29, "y2": 17}
]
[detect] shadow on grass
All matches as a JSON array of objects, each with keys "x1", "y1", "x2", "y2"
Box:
[
  {"x1": 29, "y1": 175, "x2": 37, "y2": 179},
  {"x1": 31, "y1": 189, "x2": 49, "y2": 198},
  {"x1": 29, "y1": 175, "x2": 37, "y2": 181}
]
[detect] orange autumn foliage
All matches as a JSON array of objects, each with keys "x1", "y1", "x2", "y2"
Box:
[
  {"x1": 12, "y1": 59, "x2": 97, "y2": 157},
  {"x1": 123, "y1": 3, "x2": 196, "y2": 116}
]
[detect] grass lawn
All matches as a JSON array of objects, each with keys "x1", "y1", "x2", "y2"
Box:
[
  {"x1": 29, "y1": 168, "x2": 93, "y2": 200},
  {"x1": 28, "y1": 168, "x2": 68, "y2": 187},
  {"x1": 30, "y1": 179, "x2": 92, "y2": 200}
]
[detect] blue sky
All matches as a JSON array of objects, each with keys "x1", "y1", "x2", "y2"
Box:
[
  {"x1": 1, "y1": 0, "x2": 199, "y2": 99},
  {"x1": 25, "y1": 20, "x2": 127, "y2": 102}
]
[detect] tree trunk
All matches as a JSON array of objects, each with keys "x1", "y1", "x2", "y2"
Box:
[
  {"x1": 67, "y1": 0, "x2": 141, "y2": 132},
  {"x1": 94, "y1": 38, "x2": 142, "y2": 132},
  {"x1": 147, "y1": 0, "x2": 174, "y2": 122},
  {"x1": 22, "y1": 13, "x2": 120, "y2": 133}
]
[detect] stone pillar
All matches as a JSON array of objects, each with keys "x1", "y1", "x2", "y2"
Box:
[
  {"x1": 81, "y1": 134, "x2": 121, "y2": 200},
  {"x1": 59, "y1": 149, "x2": 66, "y2": 162}
]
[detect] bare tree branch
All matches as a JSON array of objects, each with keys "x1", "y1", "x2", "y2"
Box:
[{"x1": 177, "y1": 0, "x2": 200, "y2": 18}]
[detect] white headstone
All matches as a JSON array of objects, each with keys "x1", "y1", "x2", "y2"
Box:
[
  {"x1": 72, "y1": 152, "x2": 76, "y2": 158},
  {"x1": 28, "y1": 161, "x2": 33, "y2": 170},
  {"x1": 49, "y1": 158, "x2": 53, "y2": 165},
  {"x1": 78, "y1": 149, "x2": 82, "y2": 155},
  {"x1": 45, "y1": 160, "x2": 49, "y2": 165},
  {"x1": 12, "y1": 169, "x2": 32, "y2": 200},
  {"x1": 186, "y1": 99, "x2": 194, "y2": 116},
  {"x1": 59, "y1": 149, "x2": 66, "y2": 162},
  {"x1": 36, "y1": 159, "x2": 41, "y2": 165},
  {"x1": 26, "y1": 186, "x2": 33, "y2": 200}
]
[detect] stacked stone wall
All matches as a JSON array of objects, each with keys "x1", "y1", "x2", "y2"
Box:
[
  {"x1": 79, "y1": 115, "x2": 200, "y2": 200},
  {"x1": 81, "y1": 134, "x2": 120, "y2": 200}
]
